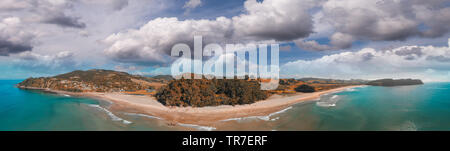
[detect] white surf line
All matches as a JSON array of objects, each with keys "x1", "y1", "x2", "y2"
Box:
[
  {"x1": 123, "y1": 112, "x2": 163, "y2": 120},
  {"x1": 177, "y1": 123, "x2": 217, "y2": 131},
  {"x1": 88, "y1": 104, "x2": 132, "y2": 124},
  {"x1": 316, "y1": 86, "x2": 367, "y2": 107},
  {"x1": 123, "y1": 112, "x2": 216, "y2": 131},
  {"x1": 221, "y1": 106, "x2": 293, "y2": 122}
]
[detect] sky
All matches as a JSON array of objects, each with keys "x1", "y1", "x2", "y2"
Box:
[{"x1": 0, "y1": 0, "x2": 449, "y2": 82}]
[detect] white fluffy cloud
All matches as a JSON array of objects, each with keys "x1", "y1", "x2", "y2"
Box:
[
  {"x1": 1, "y1": 0, "x2": 449, "y2": 80},
  {"x1": 103, "y1": 17, "x2": 233, "y2": 64},
  {"x1": 298, "y1": 0, "x2": 450, "y2": 51},
  {"x1": 182, "y1": 0, "x2": 202, "y2": 14},
  {"x1": 0, "y1": 0, "x2": 172, "y2": 76},
  {"x1": 283, "y1": 39, "x2": 450, "y2": 82},
  {"x1": 103, "y1": 0, "x2": 317, "y2": 64},
  {"x1": 232, "y1": 0, "x2": 315, "y2": 41},
  {"x1": 294, "y1": 32, "x2": 354, "y2": 51},
  {"x1": 183, "y1": 0, "x2": 202, "y2": 9},
  {"x1": 13, "y1": 51, "x2": 77, "y2": 72}
]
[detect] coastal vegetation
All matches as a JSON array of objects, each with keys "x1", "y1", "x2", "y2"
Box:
[
  {"x1": 294, "y1": 84, "x2": 316, "y2": 93},
  {"x1": 155, "y1": 77, "x2": 269, "y2": 107},
  {"x1": 273, "y1": 78, "x2": 366, "y2": 94},
  {"x1": 17, "y1": 69, "x2": 164, "y2": 93},
  {"x1": 17, "y1": 69, "x2": 373, "y2": 107}
]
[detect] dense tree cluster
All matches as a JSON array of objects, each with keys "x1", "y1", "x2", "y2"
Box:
[
  {"x1": 294, "y1": 84, "x2": 316, "y2": 93},
  {"x1": 155, "y1": 78, "x2": 269, "y2": 107}
]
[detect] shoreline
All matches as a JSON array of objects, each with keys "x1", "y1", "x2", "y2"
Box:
[{"x1": 17, "y1": 85, "x2": 363, "y2": 126}]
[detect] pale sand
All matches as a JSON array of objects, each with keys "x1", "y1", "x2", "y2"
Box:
[
  {"x1": 76, "y1": 85, "x2": 363, "y2": 126},
  {"x1": 18, "y1": 85, "x2": 362, "y2": 126}
]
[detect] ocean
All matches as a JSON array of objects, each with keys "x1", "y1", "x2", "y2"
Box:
[
  {"x1": 1, "y1": 80, "x2": 450, "y2": 131},
  {"x1": 0, "y1": 80, "x2": 175, "y2": 131}
]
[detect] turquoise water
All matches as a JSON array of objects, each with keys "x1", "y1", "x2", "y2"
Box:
[
  {"x1": 240, "y1": 83, "x2": 450, "y2": 131},
  {"x1": 216, "y1": 83, "x2": 450, "y2": 130},
  {"x1": 1, "y1": 80, "x2": 450, "y2": 131},
  {"x1": 0, "y1": 80, "x2": 176, "y2": 131}
]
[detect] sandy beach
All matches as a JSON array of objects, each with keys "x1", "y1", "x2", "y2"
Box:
[
  {"x1": 63, "y1": 85, "x2": 361, "y2": 126},
  {"x1": 18, "y1": 85, "x2": 362, "y2": 126}
]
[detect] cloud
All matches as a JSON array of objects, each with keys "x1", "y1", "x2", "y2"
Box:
[
  {"x1": 114, "y1": 64, "x2": 142, "y2": 72},
  {"x1": 110, "y1": 0, "x2": 129, "y2": 11},
  {"x1": 0, "y1": 0, "x2": 33, "y2": 11},
  {"x1": 0, "y1": 40, "x2": 32, "y2": 56},
  {"x1": 43, "y1": 15, "x2": 86, "y2": 29},
  {"x1": 183, "y1": 0, "x2": 202, "y2": 14},
  {"x1": 0, "y1": 0, "x2": 86, "y2": 29},
  {"x1": 183, "y1": 0, "x2": 202, "y2": 9},
  {"x1": 36, "y1": 0, "x2": 86, "y2": 29},
  {"x1": 103, "y1": 0, "x2": 317, "y2": 64},
  {"x1": 426, "y1": 55, "x2": 450, "y2": 62},
  {"x1": 81, "y1": 0, "x2": 129, "y2": 11},
  {"x1": 233, "y1": 0, "x2": 316, "y2": 41},
  {"x1": 300, "y1": 0, "x2": 450, "y2": 50},
  {"x1": 13, "y1": 51, "x2": 78, "y2": 73},
  {"x1": 0, "y1": 0, "x2": 173, "y2": 75},
  {"x1": 0, "y1": 17, "x2": 36, "y2": 56},
  {"x1": 102, "y1": 17, "x2": 233, "y2": 65},
  {"x1": 279, "y1": 45, "x2": 291, "y2": 51},
  {"x1": 294, "y1": 32, "x2": 354, "y2": 51},
  {"x1": 283, "y1": 38, "x2": 450, "y2": 82}
]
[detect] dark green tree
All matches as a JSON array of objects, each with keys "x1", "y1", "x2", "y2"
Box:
[{"x1": 294, "y1": 84, "x2": 315, "y2": 93}]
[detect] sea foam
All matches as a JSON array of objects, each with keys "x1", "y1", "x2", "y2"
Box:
[
  {"x1": 399, "y1": 121, "x2": 418, "y2": 131},
  {"x1": 178, "y1": 123, "x2": 216, "y2": 131},
  {"x1": 88, "y1": 104, "x2": 132, "y2": 125},
  {"x1": 316, "y1": 95, "x2": 340, "y2": 107},
  {"x1": 221, "y1": 106, "x2": 293, "y2": 122},
  {"x1": 124, "y1": 113, "x2": 163, "y2": 120}
]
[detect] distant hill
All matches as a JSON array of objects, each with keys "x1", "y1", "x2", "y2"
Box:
[
  {"x1": 298, "y1": 77, "x2": 368, "y2": 85},
  {"x1": 151, "y1": 75, "x2": 174, "y2": 80},
  {"x1": 17, "y1": 69, "x2": 165, "y2": 92},
  {"x1": 367, "y1": 79, "x2": 423, "y2": 86}
]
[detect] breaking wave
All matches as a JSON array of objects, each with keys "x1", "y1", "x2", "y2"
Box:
[
  {"x1": 399, "y1": 121, "x2": 418, "y2": 131},
  {"x1": 124, "y1": 113, "x2": 163, "y2": 120},
  {"x1": 123, "y1": 112, "x2": 216, "y2": 131},
  {"x1": 178, "y1": 123, "x2": 216, "y2": 131},
  {"x1": 221, "y1": 106, "x2": 292, "y2": 122},
  {"x1": 345, "y1": 88, "x2": 356, "y2": 92},
  {"x1": 61, "y1": 94, "x2": 71, "y2": 97},
  {"x1": 88, "y1": 104, "x2": 132, "y2": 124},
  {"x1": 316, "y1": 95, "x2": 340, "y2": 107}
]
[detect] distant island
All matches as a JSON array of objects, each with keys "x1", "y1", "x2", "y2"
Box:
[{"x1": 367, "y1": 79, "x2": 424, "y2": 86}]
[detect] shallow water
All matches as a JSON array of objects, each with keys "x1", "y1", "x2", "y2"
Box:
[
  {"x1": 0, "y1": 80, "x2": 177, "y2": 131},
  {"x1": 217, "y1": 83, "x2": 450, "y2": 131},
  {"x1": 1, "y1": 80, "x2": 450, "y2": 131}
]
